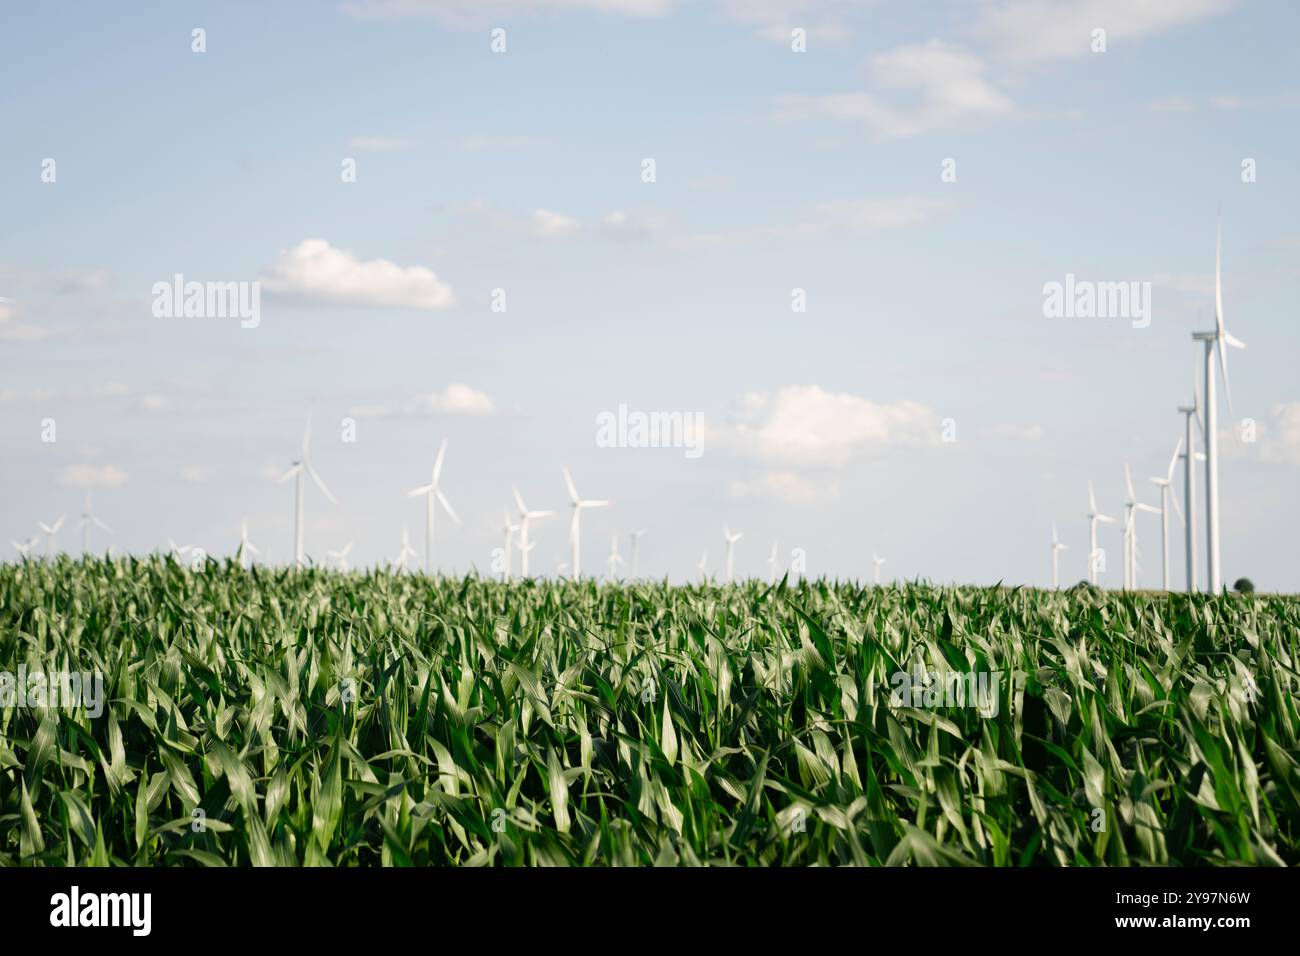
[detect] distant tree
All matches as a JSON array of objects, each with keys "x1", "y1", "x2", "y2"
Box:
[{"x1": 1233, "y1": 577, "x2": 1255, "y2": 594}]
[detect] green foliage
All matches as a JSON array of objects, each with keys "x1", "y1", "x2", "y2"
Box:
[
  {"x1": 1234, "y1": 578, "x2": 1256, "y2": 594},
  {"x1": 2, "y1": 556, "x2": 1298, "y2": 866}
]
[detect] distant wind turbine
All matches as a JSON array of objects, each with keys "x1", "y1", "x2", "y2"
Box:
[
  {"x1": 1050, "y1": 523, "x2": 1067, "y2": 589},
  {"x1": 37, "y1": 515, "x2": 65, "y2": 556},
  {"x1": 407, "y1": 439, "x2": 459, "y2": 575},
  {"x1": 563, "y1": 467, "x2": 610, "y2": 579},
  {"x1": 501, "y1": 510, "x2": 520, "y2": 581},
  {"x1": 12, "y1": 536, "x2": 36, "y2": 558},
  {"x1": 1148, "y1": 439, "x2": 1184, "y2": 591},
  {"x1": 327, "y1": 541, "x2": 354, "y2": 571},
  {"x1": 872, "y1": 552, "x2": 887, "y2": 586},
  {"x1": 1176, "y1": 364, "x2": 1203, "y2": 592},
  {"x1": 1087, "y1": 481, "x2": 1115, "y2": 585},
  {"x1": 512, "y1": 487, "x2": 553, "y2": 578},
  {"x1": 78, "y1": 493, "x2": 112, "y2": 554},
  {"x1": 237, "y1": 518, "x2": 261, "y2": 567},
  {"x1": 722, "y1": 526, "x2": 742, "y2": 582},
  {"x1": 278, "y1": 418, "x2": 336, "y2": 567},
  {"x1": 392, "y1": 525, "x2": 418, "y2": 572},
  {"x1": 630, "y1": 529, "x2": 647, "y2": 578},
  {"x1": 697, "y1": 550, "x2": 709, "y2": 583},
  {"x1": 1123, "y1": 464, "x2": 1160, "y2": 590},
  {"x1": 767, "y1": 540, "x2": 779, "y2": 584},
  {"x1": 606, "y1": 534, "x2": 624, "y2": 579},
  {"x1": 1192, "y1": 211, "x2": 1246, "y2": 592}
]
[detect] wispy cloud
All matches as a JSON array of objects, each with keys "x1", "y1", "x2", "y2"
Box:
[
  {"x1": 775, "y1": 40, "x2": 1013, "y2": 138},
  {"x1": 678, "y1": 197, "x2": 952, "y2": 250},
  {"x1": 728, "y1": 469, "x2": 840, "y2": 505},
  {"x1": 350, "y1": 383, "x2": 495, "y2": 418},
  {"x1": 58, "y1": 464, "x2": 128, "y2": 488},
  {"x1": 343, "y1": 0, "x2": 676, "y2": 22},
  {"x1": 260, "y1": 239, "x2": 457, "y2": 311}
]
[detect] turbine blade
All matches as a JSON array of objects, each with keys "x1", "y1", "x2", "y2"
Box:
[
  {"x1": 1088, "y1": 481, "x2": 1098, "y2": 513},
  {"x1": 1170, "y1": 490, "x2": 1184, "y2": 524},
  {"x1": 1167, "y1": 437, "x2": 1183, "y2": 481},
  {"x1": 435, "y1": 488, "x2": 460, "y2": 524},
  {"x1": 1218, "y1": 333, "x2": 1234, "y2": 415},
  {"x1": 407, "y1": 484, "x2": 433, "y2": 497},
  {"x1": 1224, "y1": 332, "x2": 1246, "y2": 350},
  {"x1": 278, "y1": 464, "x2": 301, "y2": 483},
  {"x1": 1124, "y1": 463, "x2": 1135, "y2": 501},
  {"x1": 432, "y1": 438, "x2": 448, "y2": 483},
  {"x1": 580, "y1": 499, "x2": 611, "y2": 508},
  {"x1": 307, "y1": 464, "x2": 337, "y2": 504},
  {"x1": 93, "y1": 517, "x2": 113, "y2": 533},
  {"x1": 512, "y1": 486, "x2": 527, "y2": 514},
  {"x1": 563, "y1": 467, "x2": 579, "y2": 503},
  {"x1": 1215, "y1": 212, "x2": 1224, "y2": 336}
]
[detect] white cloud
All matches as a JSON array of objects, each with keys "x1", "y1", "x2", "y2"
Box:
[
  {"x1": 0, "y1": 297, "x2": 61, "y2": 343},
  {"x1": 979, "y1": 0, "x2": 1238, "y2": 63},
  {"x1": 711, "y1": 385, "x2": 939, "y2": 465},
  {"x1": 530, "y1": 209, "x2": 581, "y2": 239},
  {"x1": 348, "y1": 136, "x2": 412, "y2": 151},
  {"x1": 343, "y1": 0, "x2": 675, "y2": 22},
  {"x1": 679, "y1": 197, "x2": 951, "y2": 250},
  {"x1": 58, "y1": 464, "x2": 128, "y2": 488},
  {"x1": 351, "y1": 383, "x2": 495, "y2": 418},
  {"x1": 775, "y1": 40, "x2": 1013, "y2": 138},
  {"x1": 729, "y1": 470, "x2": 839, "y2": 505},
  {"x1": 1257, "y1": 402, "x2": 1300, "y2": 466},
  {"x1": 1210, "y1": 94, "x2": 1241, "y2": 110},
  {"x1": 260, "y1": 239, "x2": 456, "y2": 311}
]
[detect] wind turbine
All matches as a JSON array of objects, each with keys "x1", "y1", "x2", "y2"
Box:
[
  {"x1": 1149, "y1": 439, "x2": 1184, "y2": 591},
  {"x1": 327, "y1": 541, "x2": 354, "y2": 571},
  {"x1": 168, "y1": 539, "x2": 196, "y2": 561},
  {"x1": 872, "y1": 552, "x2": 886, "y2": 586},
  {"x1": 501, "y1": 510, "x2": 520, "y2": 581},
  {"x1": 512, "y1": 487, "x2": 553, "y2": 578},
  {"x1": 563, "y1": 467, "x2": 610, "y2": 579},
  {"x1": 407, "y1": 439, "x2": 459, "y2": 575},
  {"x1": 1122, "y1": 464, "x2": 1160, "y2": 590},
  {"x1": 606, "y1": 534, "x2": 625, "y2": 579},
  {"x1": 278, "y1": 419, "x2": 336, "y2": 567},
  {"x1": 78, "y1": 493, "x2": 112, "y2": 554},
  {"x1": 696, "y1": 550, "x2": 709, "y2": 583},
  {"x1": 37, "y1": 515, "x2": 65, "y2": 556},
  {"x1": 12, "y1": 536, "x2": 36, "y2": 558},
  {"x1": 630, "y1": 529, "x2": 647, "y2": 578},
  {"x1": 237, "y1": 518, "x2": 261, "y2": 567},
  {"x1": 1192, "y1": 211, "x2": 1246, "y2": 592},
  {"x1": 767, "y1": 540, "x2": 780, "y2": 584},
  {"x1": 722, "y1": 526, "x2": 743, "y2": 582},
  {"x1": 1087, "y1": 481, "x2": 1115, "y2": 586},
  {"x1": 1176, "y1": 365, "x2": 1203, "y2": 592},
  {"x1": 392, "y1": 525, "x2": 418, "y2": 572},
  {"x1": 1050, "y1": 523, "x2": 1067, "y2": 589}
]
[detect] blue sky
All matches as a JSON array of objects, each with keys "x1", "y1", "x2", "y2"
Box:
[{"x1": 2, "y1": 0, "x2": 1298, "y2": 588}]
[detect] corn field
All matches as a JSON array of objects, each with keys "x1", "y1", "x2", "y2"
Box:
[{"x1": 1, "y1": 557, "x2": 1297, "y2": 866}]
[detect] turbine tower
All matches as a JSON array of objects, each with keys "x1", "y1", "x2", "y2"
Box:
[
  {"x1": 1122, "y1": 464, "x2": 1160, "y2": 590},
  {"x1": 78, "y1": 493, "x2": 112, "y2": 554},
  {"x1": 512, "y1": 487, "x2": 553, "y2": 578},
  {"x1": 1148, "y1": 439, "x2": 1184, "y2": 591},
  {"x1": 278, "y1": 418, "x2": 336, "y2": 567},
  {"x1": 37, "y1": 515, "x2": 65, "y2": 556},
  {"x1": 630, "y1": 529, "x2": 647, "y2": 578},
  {"x1": 872, "y1": 552, "x2": 886, "y2": 586},
  {"x1": 563, "y1": 467, "x2": 610, "y2": 579},
  {"x1": 1176, "y1": 368, "x2": 1203, "y2": 592},
  {"x1": 407, "y1": 439, "x2": 459, "y2": 575},
  {"x1": 501, "y1": 510, "x2": 520, "y2": 581},
  {"x1": 722, "y1": 526, "x2": 742, "y2": 582},
  {"x1": 1086, "y1": 481, "x2": 1115, "y2": 586},
  {"x1": 1050, "y1": 523, "x2": 1067, "y2": 589},
  {"x1": 392, "y1": 525, "x2": 418, "y2": 572},
  {"x1": 1192, "y1": 212, "x2": 1246, "y2": 592},
  {"x1": 237, "y1": 518, "x2": 261, "y2": 568},
  {"x1": 606, "y1": 534, "x2": 624, "y2": 579}
]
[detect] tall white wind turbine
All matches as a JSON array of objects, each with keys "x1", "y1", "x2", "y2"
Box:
[
  {"x1": 78, "y1": 493, "x2": 112, "y2": 554},
  {"x1": 872, "y1": 552, "x2": 886, "y2": 586},
  {"x1": 501, "y1": 510, "x2": 520, "y2": 581},
  {"x1": 407, "y1": 439, "x2": 459, "y2": 575},
  {"x1": 1050, "y1": 523, "x2": 1067, "y2": 589},
  {"x1": 1176, "y1": 364, "x2": 1204, "y2": 592},
  {"x1": 722, "y1": 526, "x2": 743, "y2": 583},
  {"x1": 563, "y1": 467, "x2": 610, "y2": 579},
  {"x1": 278, "y1": 419, "x2": 336, "y2": 567},
  {"x1": 37, "y1": 515, "x2": 65, "y2": 556},
  {"x1": 1086, "y1": 481, "x2": 1115, "y2": 586},
  {"x1": 630, "y1": 529, "x2": 647, "y2": 578},
  {"x1": 512, "y1": 487, "x2": 553, "y2": 578},
  {"x1": 1192, "y1": 212, "x2": 1246, "y2": 592},
  {"x1": 1122, "y1": 464, "x2": 1160, "y2": 590},
  {"x1": 1148, "y1": 439, "x2": 1184, "y2": 591}
]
